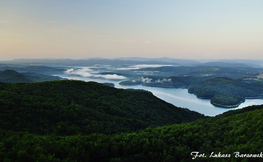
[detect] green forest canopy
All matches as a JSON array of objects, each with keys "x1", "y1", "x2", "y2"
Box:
[{"x1": 1, "y1": 104, "x2": 263, "y2": 161}]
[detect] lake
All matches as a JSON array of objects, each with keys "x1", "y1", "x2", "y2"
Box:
[{"x1": 57, "y1": 75, "x2": 263, "y2": 116}]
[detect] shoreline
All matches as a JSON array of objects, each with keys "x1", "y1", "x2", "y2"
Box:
[
  {"x1": 210, "y1": 101, "x2": 242, "y2": 108},
  {"x1": 211, "y1": 96, "x2": 263, "y2": 108}
]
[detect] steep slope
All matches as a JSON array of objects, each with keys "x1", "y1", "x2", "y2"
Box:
[{"x1": 0, "y1": 80, "x2": 206, "y2": 136}]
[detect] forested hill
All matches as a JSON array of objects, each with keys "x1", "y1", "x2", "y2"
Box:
[
  {"x1": 0, "y1": 80, "x2": 206, "y2": 136},
  {"x1": 0, "y1": 69, "x2": 33, "y2": 83},
  {"x1": 188, "y1": 77, "x2": 263, "y2": 107},
  {"x1": 0, "y1": 69, "x2": 63, "y2": 83}
]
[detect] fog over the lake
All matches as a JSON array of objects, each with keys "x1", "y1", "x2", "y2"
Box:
[{"x1": 65, "y1": 67, "x2": 126, "y2": 80}]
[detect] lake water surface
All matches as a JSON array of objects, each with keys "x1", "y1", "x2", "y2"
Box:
[{"x1": 58, "y1": 75, "x2": 263, "y2": 116}]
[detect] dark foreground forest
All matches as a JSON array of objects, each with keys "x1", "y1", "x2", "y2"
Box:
[{"x1": 0, "y1": 80, "x2": 263, "y2": 161}]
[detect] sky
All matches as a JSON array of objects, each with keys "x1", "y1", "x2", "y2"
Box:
[{"x1": 1, "y1": 0, "x2": 263, "y2": 60}]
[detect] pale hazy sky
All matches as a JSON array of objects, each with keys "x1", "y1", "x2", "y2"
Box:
[{"x1": 1, "y1": 0, "x2": 263, "y2": 60}]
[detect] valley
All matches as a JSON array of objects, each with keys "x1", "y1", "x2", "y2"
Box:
[{"x1": 0, "y1": 58, "x2": 263, "y2": 161}]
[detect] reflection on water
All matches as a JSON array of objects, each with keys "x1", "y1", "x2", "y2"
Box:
[{"x1": 57, "y1": 74, "x2": 263, "y2": 117}]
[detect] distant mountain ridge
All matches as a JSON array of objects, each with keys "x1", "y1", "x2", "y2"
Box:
[
  {"x1": 200, "y1": 61, "x2": 250, "y2": 68},
  {"x1": 2, "y1": 57, "x2": 263, "y2": 67}
]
